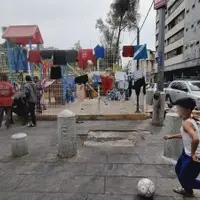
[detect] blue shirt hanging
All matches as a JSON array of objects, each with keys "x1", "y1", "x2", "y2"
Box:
[
  {"x1": 94, "y1": 45, "x2": 105, "y2": 59},
  {"x1": 11, "y1": 47, "x2": 28, "y2": 72},
  {"x1": 93, "y1": 74, "x2": 101, "y2": 84}
]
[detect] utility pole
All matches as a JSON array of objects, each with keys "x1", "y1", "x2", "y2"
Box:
[
  {"x1": 135, "y1": 26, "x2": 140, "y2": 113},
  {"x1": 152, "y1": 0, "x2": 166, "y2": 126},
  {"x1": 157, "y1": 8, "x2": 165, "y2": 92}
]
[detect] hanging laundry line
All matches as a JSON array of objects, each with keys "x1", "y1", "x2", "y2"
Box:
[{"x1": 67, "y1": 63, "x2": 108, "y2": 106}]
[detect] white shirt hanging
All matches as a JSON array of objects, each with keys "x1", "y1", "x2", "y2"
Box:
[
  {"x1": 133, "y1": 69, "x2": 144, "y2": 82},
  {"x1": 115, "y1": 71, "x2": 126, "y2": 82}
]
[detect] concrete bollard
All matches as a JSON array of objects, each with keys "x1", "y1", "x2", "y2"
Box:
[
  {"x1": 57, "y1": 110, "x2": 77, "y2": 158},
  {"x1": 164, "y1": 113, "x2": 183, "y2": 160},
  {"x1": 11, "y1": 133, "x2": 28, "y2": 157},
  {"x1": 146, "y1": 90, "x2": 154, "y2": 105},
  {"x1": 152, "y1": 92, "x2": 165, "y2": 126}
]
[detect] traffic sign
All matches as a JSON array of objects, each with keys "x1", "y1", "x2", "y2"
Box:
[
  {"x1": 133, "y1": 44, "x2": 148, "y2": 60},
  {"x1": 154, "y1": 0, "x2": 167, "y2": 9}
]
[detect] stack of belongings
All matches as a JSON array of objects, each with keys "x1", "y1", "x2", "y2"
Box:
[
  {"x1": 107, "y1": 88, "x2": 121, "y2": 101},
  {"x1": 11, "y1": 92, "x2": 28, "y2": 123}
]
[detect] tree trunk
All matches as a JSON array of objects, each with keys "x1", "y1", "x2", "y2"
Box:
[{"x1": 114, "y1": 16, "x2": 123, "y2": 65}]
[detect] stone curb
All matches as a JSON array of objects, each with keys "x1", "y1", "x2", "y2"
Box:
[{"x1": 13, "y1": 113, "x2": 149, "y2": 121}]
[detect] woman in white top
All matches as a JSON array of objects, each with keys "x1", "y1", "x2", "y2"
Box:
[{"x1": 164, "y1": 97, "x2": 200, "y2": 197}]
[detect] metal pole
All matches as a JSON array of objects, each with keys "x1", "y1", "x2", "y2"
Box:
[
  {"x1": 152, "y1": 6, "x2": 166, "y2": 126},
  {"x1": 136, "y1": 27, "x2": 140, "y2": 70},
  {"x1": 6, "y1": 40, "x2": 13, "y2": 85},
  {"x1": 157, "y1": 8, "x2": 165, "y2": 92},
  {"x1": 135, "y1": 26, "x2": 140, "y2": 113},
  {"x1": 29, "y1": 39, "x2": 34, "y2": 79},
  {"x1": 37, "y1": 44, "x2": 43, "y2": 80},
  {"x1": 97, "y1": 59, "x2": 100, "y2": 112}
]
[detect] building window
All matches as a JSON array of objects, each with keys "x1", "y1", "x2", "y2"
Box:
[
  {"x1": 166, "y1": 29, "x2": 184, "y2": 46},
  {"x1": 168, "y1": 0, "x2": 184, "y2": 17},
  {"x1": 168, "y1": 11, "x2": 185, "y2": 31},
  {"x1": 156, "y1": 46, "x2": 158, "y2": 52},
  {"x1": 165, "y1": 46, "x2": 183, "y2": 60},
  {"x1": 156, "y1": 34, "x2": 158, "y2": 41},
  {"x1": 156, "y1": 22, "x2": 159, "y2": 29}
]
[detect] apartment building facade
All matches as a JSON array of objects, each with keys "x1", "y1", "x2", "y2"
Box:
[{"x1": 156, "y1": 0, "x2": 200, "y2": 81}]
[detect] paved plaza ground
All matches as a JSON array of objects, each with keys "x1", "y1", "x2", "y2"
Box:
[
  {"x1": 41, "y1": 94, "x2": 149, "y2": 116},
  {"x1": 0, "y1": 120, "x2": 200, "y2": 199}
]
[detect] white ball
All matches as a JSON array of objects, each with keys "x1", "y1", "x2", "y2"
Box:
[{"x1": 137, "y1": 178, "x2": 156, "y2": 198}]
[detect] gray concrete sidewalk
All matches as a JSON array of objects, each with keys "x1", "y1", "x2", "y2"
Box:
[{"x1": 0, "y1": 120, "x2": 199, "y2": 200}]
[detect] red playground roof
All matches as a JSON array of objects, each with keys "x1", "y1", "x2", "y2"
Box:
[{"x1": 2, "y1": 25, "x2": 44, "y2": 45}]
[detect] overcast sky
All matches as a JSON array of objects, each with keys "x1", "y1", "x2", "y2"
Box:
[{"x1": 0, "y1": 0, "x2": 156, "y2": 51}]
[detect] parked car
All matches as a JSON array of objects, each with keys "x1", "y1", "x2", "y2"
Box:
[
  {"x1": 146, "y1": 82, "x2": 169, "y2": 105},
  {"x1": 149, "y1": 82, "x2": 169, "y2": 93},
  {"x1": 165, "y1": 80, "x2": 200, "y2": 110}
]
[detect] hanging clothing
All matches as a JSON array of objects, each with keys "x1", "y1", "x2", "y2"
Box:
[
  {"x1": 122, "y1": 46, "x2": 134, "y2": 57},
  {"x1": 28, "y1": 50, "x2": 41, "y2": 63},
  {"x1": 77, "y1": 55, "x2": 87, "y2": 69},
  {"x1": 128, "y1": 79, "x2": 132, "y2": 97},
  {"x1": 101, "y1": 76, "x2": 113, "y2": 94},
  {"x1": 50, "y1": 66, "x2": 62, "y2": 79},
  {"x1": 118, "y1": 81, "x2": 129, "y2": 90},
  {"x1": 75, "y1": 74, "x2": 89, "y2": 85},
  {"x1": 53, "y1": 50, "x2": 67, "y2": 65},
  {"x1": 115, "y1": 71, "x2": 126, "y2": 81},
  {"x1": 133, "y1": 69, "x2": 144, "y2": 82},
  {"x1": 63, "y1": 77, "x2": 75, "y2": 88},
  {"x1": 76, "y1": 84, "x2": 86, "y2": 101},
  {"x1": 94, "y1": 45, "x2": 105, "y2": 59},
  {"x1": 66, "y1": 50, "x2": 78, "y2": 63},
  {"x1": 93, "y1": 74, "x2": 101, "y2": 84},
  {"x1": 11, "y1": 47, "x2": 28, "y2": 72},
  {"x1": 42, "y1": 60, "x2": 53, "y2": 76},
  {"x1": 134, "y1": 77, "x2": 146, "y2": 96},
  {"x1": 40, "y1": 50, "x2": 53, "y2": 59},
  {"x1": 78, "y1": 49, "x2": 96, "y2": 69}
]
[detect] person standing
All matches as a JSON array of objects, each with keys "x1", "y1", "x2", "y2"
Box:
[
  {"x1": 164, "y1": 97, "x2": 200, "y2": 197},
  {"x1": 0, "y1": 74, "x2": 14, "y2": 129},
  {"x1": 33, "y1": 76, "x2": 43, "y2": 113},
  {"x1": 24, "y1": 75, "x2": 37, "y2": 127}
]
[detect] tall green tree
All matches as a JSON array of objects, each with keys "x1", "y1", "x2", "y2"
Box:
[{"x1": 96, "y1": 0, "x2": 140, "y2": 64}]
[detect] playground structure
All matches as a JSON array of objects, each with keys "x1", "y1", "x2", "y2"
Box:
[
  {"x1": 0, "y1": 24, "x2": 149, "y2": 116},
  {"x1": 2, "y1": 25, "x2": 44, "y2": 84},
  {"x1": 1, "y1": 26, "x2": 110, "y2": 108},
  {"x1": 1, "y1": 25, "x2": 75, "y2": 106}
]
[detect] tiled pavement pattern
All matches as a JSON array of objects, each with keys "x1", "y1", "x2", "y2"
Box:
[{"x1": 0, "y1": 120, "x2": 199, "y2": 200}]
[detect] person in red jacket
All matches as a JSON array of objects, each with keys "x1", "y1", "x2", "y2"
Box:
[{"x1": 0, "y1": 74, "x2": 14, "y2": 129}]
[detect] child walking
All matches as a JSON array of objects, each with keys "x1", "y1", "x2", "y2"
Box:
[{"x1": 164, "y1": 97, "x2": 200, "y2": 197}]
